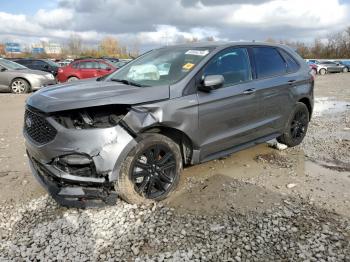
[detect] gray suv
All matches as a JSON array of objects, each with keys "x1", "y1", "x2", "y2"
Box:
[{"x1": 24, "y1": 42, "x2": 314, "y2": 207}]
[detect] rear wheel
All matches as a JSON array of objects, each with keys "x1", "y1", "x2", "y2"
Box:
[
  {"x1": 319, "y1": 68, "x2": 326, "y2": 75},
  {"x1": 116, "y1": 133, "x2": 182, "y2": 204},
  {"x1": 67, "y1": 76, "x2": 79, "y2": 82},
  {"x1": 277, "y1": 103, "x2": 309, "y2": 147},
  {"x1": 10, "y1": 78, "x2": 30, "y2": 94}
]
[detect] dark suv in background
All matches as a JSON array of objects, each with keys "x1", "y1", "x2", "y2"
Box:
[
  {"x1": 15, "y1": 59, "x2": 59, "y2": 76},
  {"x1": 23, "y1": 42, "x2": 314, "y2": 207}
]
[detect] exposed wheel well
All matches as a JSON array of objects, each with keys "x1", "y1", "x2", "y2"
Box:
[
  {"x1": 142, "y1": 126, "x2": 193, "y2": 166},
  {"x1": 298, "y1": 97, "x2": 312, "y2": 118}
]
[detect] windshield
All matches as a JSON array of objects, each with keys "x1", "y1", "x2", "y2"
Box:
[
  {"x1": 105, "y1": 47, "x2": 213, "y2": 87},
  {"x1": 45, "y1": 59, "x2": 60, "y2": 67},
  {"x1": 0, "y1": 59, "x2": 27, "y2": 70}
]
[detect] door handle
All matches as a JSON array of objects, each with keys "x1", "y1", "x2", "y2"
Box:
[
  {"x1": 243, "y1": 88, "x2": 256, "y2": 95},
  {"x1": 288, "y1": 79, "x2": 296, "y2": 85}
]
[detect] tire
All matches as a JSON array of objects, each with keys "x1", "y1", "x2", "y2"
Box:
[
  {"x1": 10, "y1": 78, "x2": 30, "y2": 94},
  {"x1": 343, "y1": 67, "x2": 349, "y2": 73},
  {"x1": 319, "y1": 68, "x2": 326, "y2": 75},
  {"x1": 67, "y1": 76, "x2": 79, "y2": 82},
  {"x1": 116, "y1": 133, "x2": 183, "y2": 204},
  {"x1": 277, "y1": 102, "x2": 309, "y2": 147}
]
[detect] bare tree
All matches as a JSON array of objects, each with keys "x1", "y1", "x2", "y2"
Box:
[{"x1": 99, "y1": 36, "x2": 120, "y2": 56}]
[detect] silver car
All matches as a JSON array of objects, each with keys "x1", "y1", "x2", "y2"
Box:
[
  {"x1": 0, "y1": 59, "x2": 56, "y2": 94},
  {"x1": 316, "y1": 60, "x2": 346, "y2": 75}
]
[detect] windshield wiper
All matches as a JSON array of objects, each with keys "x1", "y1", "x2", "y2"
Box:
[{"x1": 110, "y1": 78, "x2": 147, "y2": 87}]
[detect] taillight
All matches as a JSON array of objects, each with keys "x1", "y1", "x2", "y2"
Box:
[
  {"x1": 309, "y1": 69, "x2": 315, "y2": 81},
  {"x1": 58, "y1": 68, "x2": 63, "y2": 73}
]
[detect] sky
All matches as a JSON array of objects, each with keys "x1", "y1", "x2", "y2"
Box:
[{"x1": 0, "y1": 0, "x2": 349, "y2": 51}]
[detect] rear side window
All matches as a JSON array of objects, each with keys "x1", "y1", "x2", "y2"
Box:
[
  {"x1": 71, "y1": 62, "x2": 79, "y2": 69},
  {"x1": 79, "y1": 61, "x2": 99, "y2": 69},
  {"x1": 253, "y1": 47, "x2": 286, "y2": 78},
  {"x1": 204, "y1": 47, "x2": 252, "y2": 87},
  {"x1": 279, "y1": 49, "x2": 300, "y2": 73}
]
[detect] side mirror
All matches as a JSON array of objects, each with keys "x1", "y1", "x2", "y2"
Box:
[
  {"x1": 44, "y1": 65, "x2": 50, "y2": 69},
  {"x1": 198, "y1": 75, "x2": 224, "y2": 92},
  {"x1": 106, "y1": 67, "x2": 112, "y2": 71},
  {"x1": 0, "y1": 67, "x2": 6, "y2": 72}
]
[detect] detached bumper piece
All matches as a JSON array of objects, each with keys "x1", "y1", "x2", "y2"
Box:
[{"x1": 28, "y1": 154, "x2": 117, "y2": 208}]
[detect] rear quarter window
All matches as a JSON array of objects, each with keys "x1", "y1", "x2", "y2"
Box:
[
  {"x1": 278, "y1": 49, "x2": 300, "y2": 73},
  {"x1": 253, "y1": 47, "x2": 287, "y2": 78}
]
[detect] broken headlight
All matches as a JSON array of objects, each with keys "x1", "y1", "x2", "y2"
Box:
[{"x1": 53, "y1": 105, "x2": 129, "y2": 129}]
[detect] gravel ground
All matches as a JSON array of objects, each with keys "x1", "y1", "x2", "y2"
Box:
[
  {"x1": 0, "y1": 73, "x2": 349, "y2": 261},
  {"x1": 1, "y1": 196, "x2": 349, "y2": 261}
]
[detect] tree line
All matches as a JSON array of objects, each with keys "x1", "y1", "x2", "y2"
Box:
[
  {"x1": 266, "y1": 27, "x2": 350, "y2": 59},
  {"x1": 1, "y1": 26, "x2": 350, "y2": 59}
]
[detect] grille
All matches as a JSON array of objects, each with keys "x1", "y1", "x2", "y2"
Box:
[{"x1": 24, "y1": 109, "x2": 57, "y2": 144}]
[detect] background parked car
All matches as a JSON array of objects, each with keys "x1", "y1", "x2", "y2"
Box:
[
  {"x1": 100, "y1": 57, "x2": 119, "y2": 63},
  {"x1": 14, "y1": 59, "x2": 60, "y2": 76},
  {"x1": 316, "y1": 61, "x2": 345, "y2": 75},
  {"x1": 57, "y1": 59, "x2": 116, "y2": 82},
  {"x1": 0, "y1": 58, "x2": 56, "y2": 93},
  {"x1": 334, "y1": 60, "x2": 350, "y2": 72}
]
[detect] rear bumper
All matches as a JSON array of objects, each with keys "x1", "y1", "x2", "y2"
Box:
[{"x1": 28, "y1": 153, "x2": 117, "y2": 208}]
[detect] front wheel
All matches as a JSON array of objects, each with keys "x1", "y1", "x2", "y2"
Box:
[
  {"x1": 67, "y1": 76, "x2": 79, "y2": 82},
  {"x1": 343, "y1": 67, "x2": 349, "y2": 73},
  {"x1": 277, "y1": 103, "x2": 309, "y2": 147},
  {"x1": 116, "y1": 133, "x2": 182, "y2": 204},
  {"x1": 10, "y1": 78, "x2": 30, "y2": 94}
]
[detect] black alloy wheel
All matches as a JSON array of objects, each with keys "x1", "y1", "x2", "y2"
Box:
[
  {"x1": 290, "y1": 110, "x2": 308, "y2": 140},
  {"x1": 131, "y1": 144, "x2": 177, "y2": 199}
]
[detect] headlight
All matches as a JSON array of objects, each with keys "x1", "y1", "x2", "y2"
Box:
[
  {"x1": 53, "y1": 105, "x2": 129, "y2": 129},
  {"x1": 46, "y1": 74, "x2": 54, "y2": 79}
]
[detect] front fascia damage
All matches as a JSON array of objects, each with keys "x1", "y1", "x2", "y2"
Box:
[{"x1": 25, "y1": 93, "x2": 200, "y2": 207}]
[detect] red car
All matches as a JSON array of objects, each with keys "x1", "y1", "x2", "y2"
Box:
[{"x1": 57, "y1": 59, "x2": 116, "y2": 82}]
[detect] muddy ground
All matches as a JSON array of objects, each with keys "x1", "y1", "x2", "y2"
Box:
[{"x1": 0, "y1": 73, "x2": 349, "y2": 216}]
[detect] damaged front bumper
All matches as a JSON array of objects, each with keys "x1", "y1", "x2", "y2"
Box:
[{"x1": 24, "y1": 110, "x2": 137, "y2": 208}]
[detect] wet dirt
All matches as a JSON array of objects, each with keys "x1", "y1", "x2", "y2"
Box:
[{"x1": 0, "y1": 73, "x2": 349, "y2": 220}]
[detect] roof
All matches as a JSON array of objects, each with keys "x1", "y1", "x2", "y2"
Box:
[{"x1": 159, "y1": 41, "x2": 289, "y2": 50}]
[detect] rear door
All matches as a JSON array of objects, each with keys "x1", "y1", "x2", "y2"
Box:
[
  {"x1": 251, "y1": 47, "x2": 300, "y2": 133},
  {"x1": 197, "y1": 47, "x2": 265, "y2": 160}
]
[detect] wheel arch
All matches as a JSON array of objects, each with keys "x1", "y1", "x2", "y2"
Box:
[
  {"x1": 9, "y1": 77, "x2": 32, "y2": 91},
  {"x1": 298, "y1": 97, "x2": 312, "y2": 118},
  {"x1": 141, "y1": 125, "x2": 194, "y2": 166}
]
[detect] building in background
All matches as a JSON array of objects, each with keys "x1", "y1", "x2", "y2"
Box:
[
  {"x1": 44, "y1": 43, "x2": 62, "y2": 55},
  {"x1": 5, "y1": 42, "x2": 21, "y2": 54}
]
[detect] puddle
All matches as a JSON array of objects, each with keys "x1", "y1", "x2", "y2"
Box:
[
  {"x1": 165, "y1": 144, "x2": 350, "y2": 217},
  {"x1": 313, "y1": 97, "x2": 350, "y2": 116}
]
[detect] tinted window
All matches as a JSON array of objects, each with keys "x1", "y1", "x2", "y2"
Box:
[
  {"x1": 79, "y1": 61, "x2": 99, "y2": 69},
  {"x1": 32, "y1": 60, "x2": 47, "y2": 67},
  {"x1": 204, "y1": 47, "x2": 252, "y2": 86},
  {"x1": 253, "y1": 47, "x2": 286, "y2": 78},
  {"x1": 279, "y1": 49, "x2": 300, "y2": 73},
  {"x1": 71, "y1": 62, "x2": 79, "y2": 69}
]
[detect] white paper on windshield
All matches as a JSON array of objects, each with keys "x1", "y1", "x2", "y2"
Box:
[{"x1": 185, "y1": 50, "x2": 209, "y2": 56}]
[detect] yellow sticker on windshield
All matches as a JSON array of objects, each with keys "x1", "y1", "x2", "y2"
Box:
[{"x1": 183, "y1": 63, "x2": 195, "y2": 70}]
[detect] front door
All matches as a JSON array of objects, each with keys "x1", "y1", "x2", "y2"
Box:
[{"x1": 197, "y1": 47, "x2": 265, "y2": 160}]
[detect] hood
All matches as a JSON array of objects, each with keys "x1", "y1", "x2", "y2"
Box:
[
  {"x1": 15, "y1": 69, "x2": 52, "y2": 76},
  {"x1": 26, "y1": 79, "x2": 170, "y2": 113}
]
